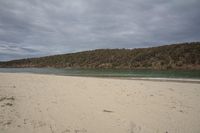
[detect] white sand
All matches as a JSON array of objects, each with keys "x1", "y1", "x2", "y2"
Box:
[{"x1": 0, "y1": 73, "x2": 200, "y2": 133}]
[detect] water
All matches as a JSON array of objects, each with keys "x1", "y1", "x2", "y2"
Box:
[{"x1": 0, "y1": 68, "x2": 200, "y2": 79}]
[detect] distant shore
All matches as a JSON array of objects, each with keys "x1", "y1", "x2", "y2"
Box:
[
  {"x1": 1, "y1": 42, "x2": 200, "y2": 70},
  {"x1": 0, "y1": 72, "x2": 200, "y2": 133}
]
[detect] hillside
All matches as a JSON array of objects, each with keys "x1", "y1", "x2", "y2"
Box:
[{"x1": 0, "y1": 42, "x2": 200, "y2": 70}]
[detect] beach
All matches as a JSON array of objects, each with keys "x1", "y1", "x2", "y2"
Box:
[{"x1": 0, "y1": 73, "x2": 200, "y2": 133}]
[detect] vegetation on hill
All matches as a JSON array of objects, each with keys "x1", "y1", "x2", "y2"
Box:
[{"x1": 0, "y1": 42, "x2": 200, "y2": 70}]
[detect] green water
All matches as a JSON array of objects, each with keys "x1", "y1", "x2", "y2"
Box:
[{"x1": 0, "y1": 68, "x2": 200, "y2": 79}]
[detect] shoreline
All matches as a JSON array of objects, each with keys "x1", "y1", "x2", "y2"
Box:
[{"x1": 1, "y1": 72, "x2": 200, "y2": 84}]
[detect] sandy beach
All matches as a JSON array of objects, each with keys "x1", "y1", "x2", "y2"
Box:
[{"x1": 0, "y1": 73, "x2": 200, "y2": 133}]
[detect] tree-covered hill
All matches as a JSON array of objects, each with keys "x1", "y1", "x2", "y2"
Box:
[{"x1": 0, "y1": 42, "x2": 200, "y2": 70}]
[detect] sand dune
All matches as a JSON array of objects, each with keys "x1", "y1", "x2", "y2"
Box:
[{"x1": 0, "y1": 73, "x2": 200, "y2": 133}]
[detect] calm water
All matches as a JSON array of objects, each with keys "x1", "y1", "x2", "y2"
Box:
[{"x1": 0, "y1": 68, "x2": 200, "y2": 79}]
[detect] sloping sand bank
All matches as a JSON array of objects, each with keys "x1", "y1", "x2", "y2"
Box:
[{"x1": 0, "y1": 73, "x2": 200, "y2": 133}]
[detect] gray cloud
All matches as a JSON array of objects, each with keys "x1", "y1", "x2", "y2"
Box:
[{"x1": 0, "y1": 0, "x2": 200, "y2": 61}]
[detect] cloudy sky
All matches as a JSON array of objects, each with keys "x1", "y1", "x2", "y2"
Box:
[{"x1": 0, "y1": 0, "x2": 200, "y2": 61}]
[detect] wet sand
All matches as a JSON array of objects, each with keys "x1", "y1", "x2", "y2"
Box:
[{"x1": 0, "y1": 73, "x2": 200, "y2": 133}]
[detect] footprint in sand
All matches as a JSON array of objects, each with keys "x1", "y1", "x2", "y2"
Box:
[{"x1": 129, "y1": 121, "x2": 142, "y2": 133}]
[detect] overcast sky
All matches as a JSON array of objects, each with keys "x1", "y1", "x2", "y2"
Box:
[{"x1": 0, "y1": 0, "x2": 200, "y2": 61}]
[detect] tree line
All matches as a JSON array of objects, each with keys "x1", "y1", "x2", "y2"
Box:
[{"x1": 0, "y1": 42, "x2": 200, "y2": 70}]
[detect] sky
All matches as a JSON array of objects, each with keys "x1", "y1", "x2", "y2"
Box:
[{"x1": 0, "y1": 0, "x2": 200, "y2": 61}]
